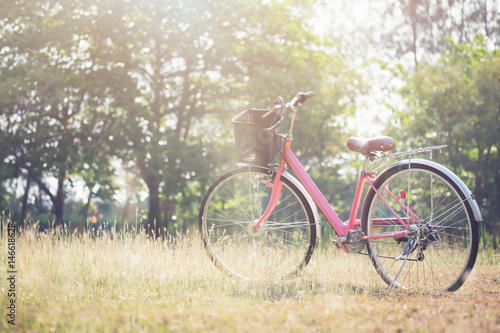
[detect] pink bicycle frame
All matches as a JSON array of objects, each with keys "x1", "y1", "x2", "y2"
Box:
[{"x1": 252, "y1": 137, "x2": 411, "y2": 252}]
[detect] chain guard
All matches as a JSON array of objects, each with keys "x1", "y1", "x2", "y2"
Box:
[
  {"x1": 344, "y1": 242, "x2": 366, "y2": 253},
  {"x1": 345, "y1": 228, "x2": 365, "y2": 253}
]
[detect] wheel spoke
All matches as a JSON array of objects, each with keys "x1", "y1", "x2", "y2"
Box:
[
  {"x1": 200, "y1": 168, "x2": 316, "y2": 280},
  {"x1": 362, "y1": 163, "x2": 478, "y2": 292}
]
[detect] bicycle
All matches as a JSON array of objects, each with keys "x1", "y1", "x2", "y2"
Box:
[{"x1": 199, "y1": 92, "x2": 482, "y2": 292}]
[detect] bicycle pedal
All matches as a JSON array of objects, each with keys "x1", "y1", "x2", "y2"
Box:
[{"x1": 332, "y1": 235, "x2": 346, "y2": 248}]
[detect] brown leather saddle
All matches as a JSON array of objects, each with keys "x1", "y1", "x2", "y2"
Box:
[{"x1": 346, "y1": 136, "x2": 396, "y2": 155}]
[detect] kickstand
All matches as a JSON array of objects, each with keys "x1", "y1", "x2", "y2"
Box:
[
  {"x1": 387, "y1": 252, "x2": 409, "y2": 293},
  {"x1": 387, "y1": 238, "x2": 417, "y2": 293}
]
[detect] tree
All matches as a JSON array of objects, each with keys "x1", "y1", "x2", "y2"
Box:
[
  {"x1": 0, "y1": 0, "x2": 366, "y2": 234},
  {"x1": 392, "y1": 37, "x2": 500, "y2": 224},
  {"x1": 329, "y1": 0, "x2": 500, "y2": 68},
  {"x1": 0, "y1": 0, "x2": 117, "y2": 227},
  {"x1": 90, "y1": 0, "x2": 365, "y2": 236}
]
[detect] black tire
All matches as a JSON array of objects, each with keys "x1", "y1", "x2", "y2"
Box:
[
  {"x1": 361, "y1": 161, "x2": 479, "y2": 292},
  {"x1": 199, "y1": 166, "x2": 316, "y2": 280}
]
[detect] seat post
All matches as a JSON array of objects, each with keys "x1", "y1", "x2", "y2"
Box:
[
  {"x1": 347, "y1": 155, "x2": 371, "y2": 230},
  {"x1": 361, "y1": 154, "x2": 372, "y2": 174}
]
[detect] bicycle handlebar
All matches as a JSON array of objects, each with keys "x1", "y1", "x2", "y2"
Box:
[
  {"x1": 262, "y1": 91, "x2": 314, "y2": 118},
  {"x1": 296, "y1": 91, "x2": 314, "y2": 104},
  {"x1": 261, "y1": 103, "x2": 283, "y2": 118}
]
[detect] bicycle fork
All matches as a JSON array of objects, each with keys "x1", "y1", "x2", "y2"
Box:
[
  {"x1": 250, "y1": 165, "x2": 285, "y2": 232},
  {"x1": 252, "y1": 103, "x2": 298, "y2": 232}
]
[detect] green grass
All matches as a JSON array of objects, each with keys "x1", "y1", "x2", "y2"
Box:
[{"x1": 1, "y1": 220, "x2": 499, "y2": 332}]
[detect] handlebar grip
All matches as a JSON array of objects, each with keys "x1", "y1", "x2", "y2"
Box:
[{"x1": 296, "y1": 91, "x2": 314, "y2": 104}]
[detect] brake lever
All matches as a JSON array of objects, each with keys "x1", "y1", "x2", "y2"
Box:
[{"x1": 261, "y1": 104, "x2": 283, "y2": 118}]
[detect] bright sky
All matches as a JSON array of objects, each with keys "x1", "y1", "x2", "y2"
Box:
[{"x1": 312, "y1": 1, "x2": 396, "y2": 138}]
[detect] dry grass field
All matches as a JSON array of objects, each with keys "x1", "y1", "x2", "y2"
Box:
[{"x1": 1, "y1": 220, "x2": 499, "y2": 332}]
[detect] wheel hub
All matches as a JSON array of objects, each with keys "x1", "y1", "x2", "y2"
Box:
[
  {"x1": 416, "y1": 222, "x2": 442, "y2": 250},
  {"x1": 248, "y1": 219, "x2": 265, "y2": 236},
  {"x1": 396, "y1": 223, "x2": 442, "y2": 261},
  {"x1": 405, "y1": 222, "x2": 442, "y2": 261}
]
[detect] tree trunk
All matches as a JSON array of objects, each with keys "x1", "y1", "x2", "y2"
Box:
[
  {"x1": 161, "y1": 176, "x2": 178, "y2": 233},
  {"x1": 146, "y1": 184, "x2": 163, "y2": 238},
  {"x1": 19, "y1": 177, "x2": 32, "y2": 231},
  {"x1": 53, "y1": 169, "x2": 66, "y2": 227},
  {"x1": 26, "y1": 166, "x2": 66, "y2": 229},
  {"x1": 408, "y1": 0, "x2": 419, "y2": 68},
  {"x1": 460, "y1": 0, "x2": 466, "y2": 43},
  {"x1": 78, "y1": 190, "x2": 93, "y2": 234},
  {"x1": 483, "y1": 0, "x2": 490, "y2": 37},
  {"x1": 120, "y1": 192, "x2": 131, "y2": 224},
  {"x1": 138, "y1": 161, "x2": 164, "y2": 238}
]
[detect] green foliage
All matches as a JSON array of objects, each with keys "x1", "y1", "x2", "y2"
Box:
[
  {"x1": 0, "y1": 0, "x2": 364, "y2": 234},
  {"x1": 0, "y1": 0, "x2": 119, "y2": 225},
  {"x1": 365, "y1": 0, "x2": 500, "y2": 67},
  {"x1": 392, "y1": 37, "x2": 500, "y2": 227}
]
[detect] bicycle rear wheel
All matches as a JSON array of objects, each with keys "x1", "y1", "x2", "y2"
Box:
[
  {"x1": 199, "y1": 166, "x2": 316, "y2": 280},
  {"x1": 361, "y1": 161, "x2": 479, "y2": 292}
]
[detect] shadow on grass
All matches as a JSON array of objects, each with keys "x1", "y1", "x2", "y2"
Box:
[{"x1": 226, "y1": 278, "x2": 394, "y2": 301}]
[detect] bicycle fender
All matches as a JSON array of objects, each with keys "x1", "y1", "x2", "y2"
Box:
[
  {"x1": 282, "y1": 170, "x2": 322, "y2": 240},
  {"x1": 380, "y1": 159, "x2": 483, "y2": 222}
]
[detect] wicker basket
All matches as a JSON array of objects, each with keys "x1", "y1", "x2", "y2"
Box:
[{"x1": 232, "y1": 109, "x2": 283, "y2": 166}]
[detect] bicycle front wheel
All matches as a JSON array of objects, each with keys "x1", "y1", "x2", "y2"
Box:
[
  {"x1": 199, "y1": 166, "x2": 317, "y2": 280},
  {"x1": 361, "y1": 161, "x2": 479, "y2": 292}
]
